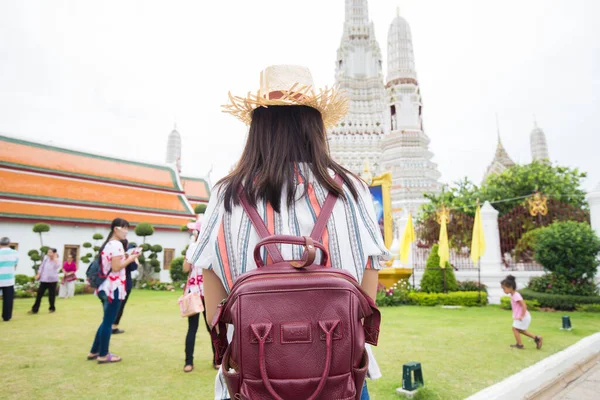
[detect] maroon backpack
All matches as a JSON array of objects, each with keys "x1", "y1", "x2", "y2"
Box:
[{"x1": 211, "y1": 178, "x2": 381, "y2": 400}]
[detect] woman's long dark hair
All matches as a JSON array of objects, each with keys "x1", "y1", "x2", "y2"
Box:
[{"x1": 219, "y1": 106, "x2": 360, "y2": 213}]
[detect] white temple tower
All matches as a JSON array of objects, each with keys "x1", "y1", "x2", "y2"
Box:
[
  {"x1": 329, "y1": 0, "x2": 387, "y2": 174},
  {"x1": 530, "y1": 119, "x2": 550, "y2": 161},
  {"x1": 381, "y1": 9, "x2": 441, "y2": 215},
  {"x1": 166, "y1": 125, "x2": 182, "y2": 173}
]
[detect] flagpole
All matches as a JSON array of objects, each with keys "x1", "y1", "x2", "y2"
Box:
[{"x1": 478, "y1": 258, "x2": 481, "y2": 304}]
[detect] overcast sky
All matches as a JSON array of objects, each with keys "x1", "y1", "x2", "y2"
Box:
[{"x1": 1, "y1": 0, "x2": 599, "y2": 192}]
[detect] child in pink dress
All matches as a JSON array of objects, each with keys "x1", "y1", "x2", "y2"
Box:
[{"x1": 501, "y1": 275, "x2": 543, "y2": 350}]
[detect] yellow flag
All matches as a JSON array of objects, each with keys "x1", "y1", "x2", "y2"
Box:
[
  {"x1": 438, "y1": 214, "x2": 450, "y2": 268},
  {"x1": 470, "y1": 204, "x2": 486, "y2": 264},
  {"x1": 400, "y1": 213, "x2": 415, "y2": 264}
]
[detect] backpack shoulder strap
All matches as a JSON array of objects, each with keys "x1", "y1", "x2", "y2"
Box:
[
  {"x1": 309, "y1": 174, "x2": 344, "y2": 241},
  {"x1": 238, "y1": 186, "x2": 284, "y2": 263}
]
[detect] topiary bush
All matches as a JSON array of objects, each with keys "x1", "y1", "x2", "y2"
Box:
[
  {"x1": 135, "y1": 222, "x2": 155, "y2": 243},
  {"x1": 194, "y1": 203, "x2": 207, "y2": 214},
  {"x1": 532, "y1": 221, "x2": 600, "y2": 296},
  {"x1": 420, "y1": 244, "x2": 458, "y2": 293},
  {"x1": 83, "y1": 242, "x2": 92, "y2": 248},
  {"x1": 169, "y1": 256, "x2": 186, "y2": 283},
  {"x1": 92, "y1": 233, "x2": 104, "y2": 241}
]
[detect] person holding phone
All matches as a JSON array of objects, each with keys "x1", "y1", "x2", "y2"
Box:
[
  {"x1": 29, "y1": 248, "x2": 61, "y2": 314},
  {"x1": 87, "y1": 218, "x2": 141, "y2": 364},
  {"x1": 112, "y1": 241, "x2": 140, "y2": 334}
]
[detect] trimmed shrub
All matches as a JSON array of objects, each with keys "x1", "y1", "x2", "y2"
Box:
[
  {"x1": 533, "y1": 221, "x2": 600, "y2": 291},
  {"x1": 576, "y1": 304, "x2": 600, "y2": 313},
  {"x1": 82, "y1": 242, "x2": 92, "y2": 248},
  {"x1": 500, "y1": 296, "x2": 540, "y2": 311},
  {"x1": 92, "y1": 233, "x2": 104, "y2": 241},
  {"x1": 194, "y1": 203, "x2": 207, "y2": 214},
  {"x1": 420, "y1": 244, "x2": 458, "y2": 293},
  {"x1": 135, "y1": 222, "x2": 155, "y2": 242},
  {"x1": 169, "y1": 257, "x2": 186, "y2": 283},
  {"x1": 15, "y1": 274, "x2": 33, "y2": 285},
  {"x1": 408, "y1": 291, "x2": 487, "y2": 307},
  {"x1": 520, "y1": 288, "x2": 600, "y2": 311},
  {"x1": 528, "y1": 274, "x2": 598, "y2": 297},
  {"x1": 457, "y1": 280, "x2": 487, "y2": 293}
]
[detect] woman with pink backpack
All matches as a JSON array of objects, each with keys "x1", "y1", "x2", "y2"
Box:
[{"x1": 191, "y1": 65, "x2": 389, "y2": 400}]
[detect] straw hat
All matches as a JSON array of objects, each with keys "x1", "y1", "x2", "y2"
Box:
[{"x1": 221, "y1": 65, "x2": 348, "y2": 129}]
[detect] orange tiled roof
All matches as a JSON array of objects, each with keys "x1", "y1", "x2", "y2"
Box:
[
  {"x1": 0, "y1": 134, "x2": 195, "y2": 229},
  {"x1": 0, "y1": 135, "x2": 180, "y2": 190},
  {"x1": 0, "y1": 199, "x2": 191, "y2": 229},
  {"x1": 181, "y1": 176, "x2": 210, "y2": 202}
]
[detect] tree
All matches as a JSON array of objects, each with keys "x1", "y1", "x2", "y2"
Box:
[
  {"x1": 481, "y1": 161, "x2": 587, "y2": 215},
  {"x1": 421, "y1": 178, "x2": 481, "y2": 218},
  {"x1": 420, "y1": 162, "x2": 588, "y2": 219},
  {"x1": 32, "y1": 223, "x2": 50, "y2": 247},
  {"x1": 194, "y1": 203, "x2": 207, "y2": 214},
  {"x1": 420, "y1": 244, "x2": 458, "y2": 293},
  {"x1": 135, "y1": 223, "x2": 155, "y2": 244}
]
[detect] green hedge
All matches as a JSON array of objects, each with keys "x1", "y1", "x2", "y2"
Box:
[
  {"x1": 520, "y1": 288, "x2": 600, "y2": 311},
  {"x1": 576, "y1": 304, "x2": 600, "y2": 313},
  {"x1": 499, "y1": 296, "x2": 540, "y2": 311},
  {"x1": 408, "y1": 291, "x2": 487, "y2": 307}
]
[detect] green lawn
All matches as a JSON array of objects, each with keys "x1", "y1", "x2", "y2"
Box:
[{"x1": 1, "y1": 291, "x2": 599, "y2": 400}]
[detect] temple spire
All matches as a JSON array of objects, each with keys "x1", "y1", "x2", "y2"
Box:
[
  {"x1": 530, "y1": 117, "x2": 550, "y2": 161},
  {"x1": 345, "y1": 0, "x2": 369, "y2": 27},
  {"x1": 166, "y1": 125, "x2": 182, "y2": 173}
]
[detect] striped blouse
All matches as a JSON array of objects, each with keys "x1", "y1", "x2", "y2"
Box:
[{"x1": 191, "y1": 165, "x2": 390, "y2": 290}]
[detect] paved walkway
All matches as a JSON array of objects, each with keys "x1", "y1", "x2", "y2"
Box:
[{"x1": 552, "y1": 360, "x2": 600, "y2": 400}]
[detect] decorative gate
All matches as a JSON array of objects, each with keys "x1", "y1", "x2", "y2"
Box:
[{"x1": 413, "y1": 210, "x2": 477, "y2": 270}]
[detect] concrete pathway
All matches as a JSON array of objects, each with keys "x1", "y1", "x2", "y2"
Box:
[{"x1": 552, "y1": 360, "x2": 600, "y2": 400}]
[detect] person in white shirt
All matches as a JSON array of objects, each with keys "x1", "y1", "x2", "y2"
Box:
[{"x1": 0, "y1": 237, "x2": 19, "y2": 322}]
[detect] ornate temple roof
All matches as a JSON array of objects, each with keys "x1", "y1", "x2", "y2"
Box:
[
  {"x1": 483, "y1": 134, "x2": 515, "y2": 182},
  {"x1": 0, "y1": 134, "x2": 199, "y2": 230}
]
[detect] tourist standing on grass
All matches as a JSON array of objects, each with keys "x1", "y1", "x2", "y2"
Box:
[
  {"x1": 182, "y1": 229, "x2": 217, "y2": 373},
  {"x1": 501, "y1": 275, "x2": 543, "y2": 350},
  {"x1": 112, "y1": 241, "x2": 139, "y2": 334},
  {"x1": 30, "y1": 248, "x2": 60, "y2": 314},
  {"x1": 59, "y1": 253, "x2": 78, "y2": 298},
  {"x1": 0, "y1": 237, "x2": 19, "y2": 322},
  {"x1": 87, "y1": 218, "x2": 140, "y2": 364},
  {"x1": 191, "y1": 65, "x2": 389, "y2": 400}
]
